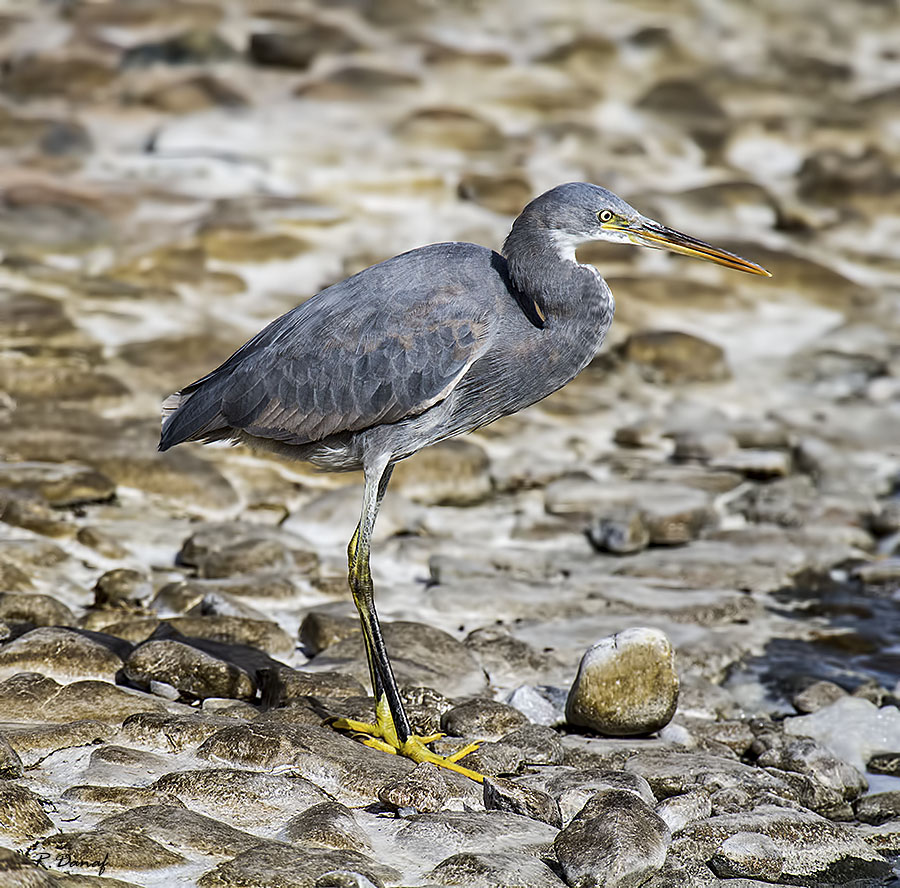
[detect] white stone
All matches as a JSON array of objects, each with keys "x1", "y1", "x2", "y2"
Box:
[{"x1": 506, "y1": 685, "x2": 565, "y2": 727}]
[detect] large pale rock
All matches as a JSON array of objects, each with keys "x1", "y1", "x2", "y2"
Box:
[{"x1": 566, "y1": 628, "x2": 679, "y2": 736}]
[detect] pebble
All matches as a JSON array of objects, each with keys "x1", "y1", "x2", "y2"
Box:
[
  {"x1": 0, "y1": 591, "x2": 75, "y2": 628},
  {"x1": 285, "y1": 801, "x2": 373, "y2": 852},
  {"x1": 854, "y1": 790, "x2": 900, "y2": 825},
  {"x1": 587, "y1": 506, "x2": 650, "y2": 554},
  {"x1": 709, "y1": 831, "x2": 784, "y2": 881},
  {"x1": 554, "y1": 790, "x2": 671, "y2": 888},
  {"x1": 619, "y1": 331, "x2": 730, "y2": 384},
  {"x1": 391, "y1": 439, "x2": 493, "y2": 505},
  {"x1": 483, "y1": 776, "x2": 562, "y2": 827},
  {"x1": 429, "y1": 851, "x2": 567, "y2": 887},
  {"x1": 566, "y1": 628, "x2": 680, "y2": 736},
  {"x1": 792, "y1": 679, "x2": 848, "y2": 714},
  {"x1": 378, "y1": 762, "x2": 451, "y2": 813},
  {"x1": 655, "y1": 789, "x2": 712, "y2": 835},
  {"x1": 441, "y1": 699, "x2": 530, "y2": 740}
]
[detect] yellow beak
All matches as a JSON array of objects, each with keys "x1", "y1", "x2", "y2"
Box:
[{"x1": 620, "y1": 218, "x2": 771, "y2": 276}]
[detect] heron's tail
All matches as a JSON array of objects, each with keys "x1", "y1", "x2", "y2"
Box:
[{"x1": 159, "y1": 384, "x2": 229, "y2": 451}]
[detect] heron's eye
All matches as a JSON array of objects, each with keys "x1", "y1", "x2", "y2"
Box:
[{"x1": 598, "y1": 210, "x2": 613, "y2": 223}]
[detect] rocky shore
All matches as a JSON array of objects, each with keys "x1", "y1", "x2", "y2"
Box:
[{"x1": 1, "y1": 0, "x2": 900, "y2": 886}]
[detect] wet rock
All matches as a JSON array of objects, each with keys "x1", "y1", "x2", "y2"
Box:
[
  {"x1": 671, "y1": 431, "x2": 737, "y2": 463},
  {"x1": 0, "y1": 780, "x2": 54, "y2": 841},
  {"x1": 655, "y1": 789, "x2": 712, "y2": 835},
  {"x1": 93, "y1": 569, "x2": 151, "y2": 609},
  {"x1": 0, "y1": 627, "x2": 123, "y2": 683},
  {"x1": 709, "y1": 832, "x2": 784, "y2": 881},
  {"x1": 855, "y1": 790, "x2": 900, "y2": 825},
  {"x1": 520, "y1": 767, "x2": 656, "y2": 826},
  {"x1": 674, "y1": 805, "x2": 890, "y2": 884},
  {"x1": 464, "y1": 627, "x2": 550, "y2": 688},
  {"x1": 0, "y1": 592, "x2": 74, "y2": 628},
  {"x1": 285, "y1": 801, "x2": 373, "y2": 852},
  {"x1": 429, "y1": 851, "x2": 567, "y2": 887},
  {"x1": 391, "y1": 440, "x2": 491, "y2": 506},
  {"x1": 0, "y1": 462, "x2": 115, "y2": 506},
  {"x1": 36, "y1": 827, "x2": 187, "y2": 871},
  {"x1": 441, "y1": 699, "x2": 529, "y2": 741},
  {"x1": 2, "y1": 55, "x2": 116, "y2": 101},
  {"x1": 197, "y1": 723, "x2": 417, "y2": 805},
  {"x1": 76, "y1": 526, "x2": 130, "y2": 559},
  {"x1": 4, "y1": 720, "x2": 114, "y2": 767},
  {"x1": 587, "y1": 507, "x2": 650, "y2": 554},
  {"x1": 123, "y1": 639, "x2": 256, "y2": 701},
  {"x1": 249, "y1": 26, "x2": 362, "y2": 70},
  {"x1": 792, "y1": 680, "x2": 848, "y2": 714},
  {"x1": 0, "y1": 734, "x2": 23, "y2": 778},
  {"x1": 457, "y1": 172, "x2": 533, "y2": 216},
  {"x1": 0, "y1": 497, "x2": 71, "y2": 537},
  {"x1": 95, "y1": 804, "x2": 262, "y2": 857},
  {"x1": 393, "y1": 811, "x2": 558, "y2": 871},
  {"x1": 198, "y1": 843, "x2": 399, "y2": 888},
  {"x1": 122, "y1": 30, "x2": 237, "y2": 66},
  {"x1": 260, "y1": 665, "x2": 365, "y2": 709},
  {"x1": 483, "y1": 776, "x2": 561, "y2": 827},
  {"x1": 378, "y1": 762, "x2": 451, "y2": 813},
  {"x1": 566, "y1": 628, "x2": 679, "y2": 736},
  {"x1": 120, "y1": 711, "x2": 235, "y2": 752},
  {"x1": 784, "y1": 696, "x2": 900, "y2": 773},
  {"x1": 312, "y1": 621, "x2": 487, "y2": 698},
  {"x1": 395, "y1": 108, "x2": 505, "y2": 151},
  {"x1": 554, "y1": 790, "x2": 671, "y2": 888},
  {"x1": 619, "y1": 331, "x2": 730, "y2": 384},
  {"x1": 300, "y1": 612, "x2": 362, "y2": 655},
  {"x1": 297, "y1": 65, "x2": 419, "y2": 101}
]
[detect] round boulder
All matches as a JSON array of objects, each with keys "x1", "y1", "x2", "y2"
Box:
[{"x1": 565, "y1": 628, "x2": 679, "y2": 736}]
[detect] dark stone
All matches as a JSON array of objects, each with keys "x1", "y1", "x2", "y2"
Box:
[
  {"x1": 483, "y1": 776, "x2": 562, "y2": 827},
  {"x1": 248, "y1": 26, "x2": 361, "y2": 70}
]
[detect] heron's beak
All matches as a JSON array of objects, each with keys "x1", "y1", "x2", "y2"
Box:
[{"x1": 620, "y1": 218, "x2": 771, "y2": 276}]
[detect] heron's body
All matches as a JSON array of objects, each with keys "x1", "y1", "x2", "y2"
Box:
[
  {"x1": 160, "y1": 240, "x2": 613, "y2": 470},
  {"x1": 160, "y1": 183, "x2": 768, "y2": 781}
]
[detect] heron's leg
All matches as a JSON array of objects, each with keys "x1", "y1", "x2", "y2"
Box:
[{"x1": 331, "y1": 460, "x2": 484, "y2": 782}]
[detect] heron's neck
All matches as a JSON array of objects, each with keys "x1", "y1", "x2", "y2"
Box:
[{"x1": 502, "y1": 224, "x2": 611, "y2": 324}]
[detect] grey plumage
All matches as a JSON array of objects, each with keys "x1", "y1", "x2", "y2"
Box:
[{"x1": 159, "y1": 183, "x2": 768, "y2": 778}]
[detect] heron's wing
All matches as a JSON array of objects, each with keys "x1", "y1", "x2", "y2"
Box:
[{"x1": 160, "y1": 246, "x2": 497, "y2": 449}]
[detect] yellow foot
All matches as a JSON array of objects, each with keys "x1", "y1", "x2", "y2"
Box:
[{"x1": 330, "y1": 696, "x2": 484, "y2": 783}]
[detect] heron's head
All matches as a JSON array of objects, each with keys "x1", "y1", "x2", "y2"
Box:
[{"x1": 517, "y1": 182, "x2": 770, "y2": 276}]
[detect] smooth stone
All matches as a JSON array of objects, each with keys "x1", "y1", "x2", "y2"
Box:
[
  {"x1": 587, "y1": 507, "x2": 650, "y2": 554},
  {"x1": 123, "y1": 639, "x2": 256, "y2": 701},
  {"x1": 62, "y1": 784, "x2": 185, "y2": 810},
  {"x1": 554, "y1": 790, "x2": 671, "y2": 888},
  {"x1": 0, "y1": 461, "x2": 115, "y2": 506},
  {"x1": 519, "y1": 767, "x2": 656, "y2": 827},
  {"x1": 197, "y1": 723, "x2": 421, "y2": 805},
  {"x1": 0, "y1": 627, "x2": 123, "y2": 683},
  {"x1": 0, "y1": 780, "x2": 54, "y2": 840},
  {"x1": 120, "y1": 711, "x2": 236, "y2": 752},
  {"x1": 784, "y1": 697, "x2": 900, "y2": 773},
  {"x1": 855, "y1": 791, "x2": 900, "y2": 825},
  {"x1": 139, "y1": 75, "x2": 248, "y2": 113},
  {"x1": 673, "y1": 805, "x2": 890, "y2": 883},
  {"x1": 619, "y1": 331, "x2": 730, "y2": 383},
  {"x1": 712, "y1": 449, "x2": 792, "y2": 479},
  {"x1": 506, "y1": 685, "x2": 566, "y2": 727},
  {"x1": 483, "y1": 776, "x2": 562, "y2": 827},
  {"x1": 709, "y1": 832, "x2": 784, "y2": 881},
  {"x1": 429, "y1": 851, "x2": 567, "y2": 887},
  {"x1": 566, "y1": 628, "x2": 679, "y2": 736},
  {"x1": 392, "y1": 811, "x2": 558, "y2": 871},
  {"x1": 248, "y1": 26, "x2": 361, "y2": 69},
  {"x1": 792, "y1": 680, "x2": 848, "y2": 714},
  {"x1": 83, "y1": 744, "x2": 175, "y2": 786},
  {"x1": 464, "y1": 627, "x2": 550, "y2": 689},
  {"x1": 155, "y1": 768, "x2": 328, "y2": 829},
  {"x1": 155, "y1": 576, "x2": 300, "y2": 609},
  {"x1": 496, "y1": 725, "x2": 564, "y2": 766},
  {"x1": 391, "y1": 440, "x2": 492, "y2": 506},
  {"x1": 92, "y1": 569, "x2": 151, "y2": 608},
  {"x1": 35, "y1": 828, "x2": 187, "y2": 871},
  {"x1": 671, "y1": 431, "x2": 737, "y2": 463},
  {"x1": 378, "y1": 762, "x2": 451, "y2": 813},
  {"x1": 284, "y1": 802, "x2": 373, "y2": 852},
  {"x1": 455, "y1": 740, "x2": 524, "y2": 778},
  {"x1": 296, "y1": 64, "x2": 419, "y2": 101},
  {"x1": 394, "y1": 108, "x2": 506, "y2": 151},
  {"x1": 94, "y1": 804, "x2": 263, "y2": 858},
  {"x1": 300, "y1": 612, "x2": 362, "y2": 655},
  {"x1": 0, "y1": 592, "x2": 75, "y2": 628},
  {"x1": 655, "y1": 789, "x2": 712, "y2": 835},
  {"x1": 259, "y1": 666, "x2": 365, "y2": 708},
  {"x1": 3, "y1": 721, "x2": 115, "y2": 767},
  {"x1": 441, "y1": 699, "x2": 529, "y2": 741},
  {"x1": 312, "y1": 621, "x2": 488, "y2": 698},
  {"x1": 197, "y1": 843, "x2": 399, "y2": 888},
  {"x1": 457, "y1": 172, "x2": 533, "y2": 216}
]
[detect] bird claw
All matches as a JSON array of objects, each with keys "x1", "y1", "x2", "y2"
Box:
[{"x1": 330, "y1": 699, "x2": 484, "y2": 782}]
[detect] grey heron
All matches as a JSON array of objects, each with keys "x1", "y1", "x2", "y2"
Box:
[{"x1": 160, "y1": 183, "x2": 769, "y2": 781}]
